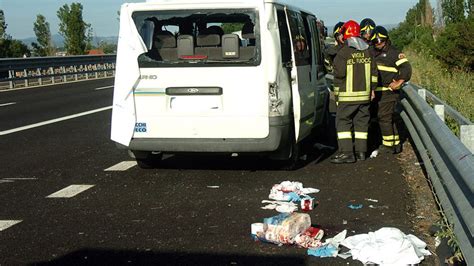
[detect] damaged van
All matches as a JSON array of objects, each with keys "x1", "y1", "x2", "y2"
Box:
[{"x1": 111, "y1": 0, "x2": 329, "y2": 168}]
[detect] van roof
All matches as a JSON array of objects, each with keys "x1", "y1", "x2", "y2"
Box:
[{"x1": 142, "y1": 0, "x2": 316, "y2": 16}]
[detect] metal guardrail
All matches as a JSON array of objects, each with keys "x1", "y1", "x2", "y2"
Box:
[
  {"x1": 400, "y1": 84, "x2": 474, "y2": 264},
  {"x1": 0, "y1": 55, "x2": 116, "y2": 90}
]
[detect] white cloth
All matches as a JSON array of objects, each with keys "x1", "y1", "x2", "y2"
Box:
[{"x1": 341, "y1": 227, "x2": 431, "y2": 265}]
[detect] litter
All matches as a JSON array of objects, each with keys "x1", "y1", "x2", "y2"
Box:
[
  {"x1": 261, "y1": 200, "x2": 298, "y2": 213},
  {"x1": 370, "y1": 149, "x2": 379, "y2": 158},
  {"x1": 365, "y1": 198, "x2": 378, "y2": 202},
  {"x1": 254, "y1": 213, "x2": 312, "y2": 245},
  {"x1": 308, "y1": 230, "x2": 347, "y2": 258},
  {"x1": 341, "y1": 227, "x2": 431, "y2": 265},
  {"x1": 294, "y1": 227, "x2": 324, "y2": 248},
  {"x1": 269, "y1": 181, "x2": 319, "y2": 202},
  {"x1": 206, "y1": 185, "x2": 220, "y2": 189},
  {"x1": 347, "y1": 204, "x2": 363, "y2": 210}
]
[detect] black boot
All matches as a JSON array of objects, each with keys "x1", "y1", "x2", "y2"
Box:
[
  {"x1": 355, "y1": 151, "x2": 366, "y2": 161},
  {"x1": 330, "y1": 152, "x2": 356, "y2": 164},
  {"x1": 393, "y1": 143, "x2": 403, "y2": 154}
]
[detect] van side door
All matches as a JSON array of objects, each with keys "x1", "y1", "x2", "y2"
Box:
[
  {"x1": 307, "y1": 16, "x2": 329, "y2": 126},
  {"x1": 284, "y1": 7, "x2": 315, "y2": 142}
]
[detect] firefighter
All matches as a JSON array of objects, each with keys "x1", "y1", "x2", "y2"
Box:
[
  {"x1": 371, "y1": 26, "x2": 412, "y2": 154},
  {"x1": 330, "y1": 20, "x2": 378, "y2": 164},
  {"x1": 360, "y1": 18, "x2": 376, "y2": 43},
  {"x1": 324, "y1": 21, "x2": 345, "y2": 72}
]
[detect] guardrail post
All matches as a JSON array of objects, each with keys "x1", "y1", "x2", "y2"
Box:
[
  {"x1": 23, "y1": 69, "x2": 28, "y2": 87},
  {"x1": 460, "y1": 125, "x2": 474, "y2": 153},
  {"x1": 74, "y1": 66, "x2": 78, "y2": 81},
  {"x1": 50, "y1": 67, "x2": 55, "y2": 84},
  {"x1": 418, "y1": 89, "x2": 426, "y2": 101},
  {"x1": 62, "y1": 66, "x2": 67, "y2": 82},
  {"x1": 94, "y1": 64, "x2": 98, "y2": 79},
  {"x1": 8, "y1": 70, "x2": 14, "y2": 89},
  {"x1": 37, "y1": 68, "x2": 43, "y2": 85},
  {"x1": 85, "y1": 65, "x2": 89, "y2": 80},
  {"x1": 434, "y1": 105, "x2": 445, "y2": 122}
]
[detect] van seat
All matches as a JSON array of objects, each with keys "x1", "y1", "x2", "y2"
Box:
[
  {"x1": 196, "y1": 34, "x2": 221, "y2": 60},
  {"x1": 177, "y1": 35, "x2": 194, "y2": 58}
]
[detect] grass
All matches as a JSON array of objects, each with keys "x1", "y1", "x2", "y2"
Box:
[{"x1": 405, "y1": 49, "x2": 474, "y2": 123}]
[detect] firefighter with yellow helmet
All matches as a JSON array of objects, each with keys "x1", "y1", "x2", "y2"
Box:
[{"x1": 371, "y1": 26, "x2": 412, "y2": 154}]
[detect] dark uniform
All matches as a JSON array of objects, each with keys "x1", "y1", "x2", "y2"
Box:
[
  {"x1": 333, "y1": 37, "x2": 378, "y2": 157},
  {"x1": 373, "y1": 43, "x2": 412, "y2": 150}
]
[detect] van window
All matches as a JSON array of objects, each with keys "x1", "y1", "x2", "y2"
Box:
[
  {"x1": 308, "y1": 17, "x2": 322, "y2": 67},
  {"x1": 286, "y1": 10, "x2": 310, "y2": 66},
  {"x1": 276, "y1": 9, "x2": 292, "y2": 65},
  {"x1": 132, "y1": 9, "x2": 260, "y2": 67}
]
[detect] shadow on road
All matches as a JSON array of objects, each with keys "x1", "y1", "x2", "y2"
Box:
[{"x1": 31, "y1": 249, "x2": 307, "y2": 266}]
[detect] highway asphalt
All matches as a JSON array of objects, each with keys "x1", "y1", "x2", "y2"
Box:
[{"x1": 0, "y1": 78, "x2": 428, "y2": 265}]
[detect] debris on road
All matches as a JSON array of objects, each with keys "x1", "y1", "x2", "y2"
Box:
[
  {"x1": 206, "y1": 185, "x2": 220, "y2": 189},
  {"x1": 340, "y1": 227, "x2": 431, "y2": 264},
  {"x1": 347, "y1": 203, "x2": 363, "y2": 210},
  {"x1": 307, "y1": 229, "x2": 347, "y2": 258},
  {"x1": 365, "y1": 198, "x2": 379, "y2": 202},
  {"x1": 370, "y1": 149, "x2": 379, "y2": 158}
]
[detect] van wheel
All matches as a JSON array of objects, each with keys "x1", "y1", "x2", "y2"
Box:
[
  {"x1": 281, "y1": 136, "x2": 300, "y2": 171},
  {"x1": 133, "y1": 151, "x2": 162, "y2": 169}
]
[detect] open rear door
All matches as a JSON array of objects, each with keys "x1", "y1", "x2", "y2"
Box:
[
  {"x1": 284, "y1": 7, "x2": 301, "y2": 142},
  {"x1": 111, "y1": 4, "x2": 147, "y2": 146}
]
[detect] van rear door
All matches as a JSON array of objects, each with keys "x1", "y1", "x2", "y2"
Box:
[{"x1": 111, "y1": 4, "x2": 148, "y2": 146}]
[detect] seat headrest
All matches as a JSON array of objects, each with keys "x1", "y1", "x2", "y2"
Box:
[
  {"x1": 242, "y1": 22, "x2": 255, "y2": 38},
  {"x1": 154, "y1": 31, "x2": 176, "y2": 48},
  {"x1": 197, "y1": 34, "x2": 220, "y2": 46}
]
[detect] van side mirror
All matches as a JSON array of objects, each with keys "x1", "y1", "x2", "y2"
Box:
[{"x1": 140, "y1": 20, "x2": 155, "y2": 50}]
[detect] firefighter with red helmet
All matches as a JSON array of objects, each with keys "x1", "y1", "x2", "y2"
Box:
[
  {"x1": 371, "y1": 26, "x2": 412, "y2": 154},
  {"x1": 330, "y1": 20, "x2": 378, "y2": 163}
]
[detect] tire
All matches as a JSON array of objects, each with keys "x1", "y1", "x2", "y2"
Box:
[{"x1": 132, "y1": 151, "x2": 163, "y2": 169}]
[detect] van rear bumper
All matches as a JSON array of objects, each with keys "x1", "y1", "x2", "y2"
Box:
[{"x1": 126, "y1": 116, "x2": 291, "y2": 153}]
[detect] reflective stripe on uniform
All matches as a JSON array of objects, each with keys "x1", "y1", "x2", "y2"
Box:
[
  {"x1": 354, "y1": 131, "x2": 368, "y2": 139},
  {"x1": 375, "y1": 87, "x2": 391, "y2": 91},
  {"x1": 377, "y1": 65, "x2": 398, "y2": 73},
  {"x1": 365, "y1": 63, "x2": 371, "y2": 91},
  {"x1": 383, "y1": 135, "x2": 400, "y2": 141},
  {"x1": 372, "y1": 76, "x2": 378, "y2": 82},
  {"x1": 338, "y1": 95, "x2": 370, "y2": 102},
  {"x1": 338, "y1": 131, "x2": 352, "y2": 139},
  {"x1": 346, "y1": 64, "x2": 353, "y2": 93},
  {"x1": 383, "y1": 140, "x2": 400, "y2": 146},
  {"x1": 395, "y1": 58, "x2": 408, "y2": 66},
  {"x1": 334, "y1": 87, "x2": 339, "y2": 96}
]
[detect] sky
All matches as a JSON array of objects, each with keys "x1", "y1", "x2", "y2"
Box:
[{"x1": 0, "y1": 0, "x2": 433, "y2": 39}]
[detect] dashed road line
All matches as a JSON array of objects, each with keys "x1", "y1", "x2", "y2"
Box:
[
  {"x1": 94, "y1": 85, "x2": 113, "y2": 91},
  {"x1": 46, "y1": 184, "x2": 95, "y2": 198},
  {"x1": 0, "y1": 220, "x2": 22, "y2": 232},
  {"x1": 2, "y1": 178, "x2": 38, "y2": 180},
  {"x1": 104, "y1": 161, "x2": 137, "y2": 171},
  {"x1": 0, "y1": 102, "x2": 16, "y2": 107},
  {"x1": 0, "y1": 106, "x2": 112, "y2": 136}
]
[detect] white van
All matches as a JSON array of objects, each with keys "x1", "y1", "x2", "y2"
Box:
[{"x1": 111, "y1": 0, "x2": 329, "y2": 168}]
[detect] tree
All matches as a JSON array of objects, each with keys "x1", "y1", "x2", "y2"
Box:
[
  {"x1": 390, "y1": 0, "x2": 435, "y2": 51},
  {"x1": 57, "y1": 3, "x2": 92, "y2": 55},
  {"x1": 442, "y1": 0, "x2": 466, "y2": 24},
  {"x1": 0, "y1": 9, "x2": 7, "y2": 40},
  {"x1": 32, "y1": 14, "x2": 54, "y2": 56},
  {"x1": 467, "y1": 0, "x2": 474, "y2": 17},
  {"x1": 436, "y1": 16, "x2": 474, "y2": 70}
]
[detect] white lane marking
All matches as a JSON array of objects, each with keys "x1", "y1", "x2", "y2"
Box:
[
  {"x1": 46, "y1": 184, "x2": 95, "y2": 198},
  {"x1": 0, "y1": 180, "x2": 14, "y2": 183},
  {"x1": 0, "y1": 220, "x2": 22, "y2": 231},
  {"x1": 0, "y1": 106, "x2": 112, "y2": 136},
  {"x1": 2, "y1": 178, "x2": 38, "y2": 180},
  {"x1": 104, "y1": 161, "x2": 137, "y2": 171},
  {"x1": 0, "y1": 102, "x2": 16, "y2": 107},
  {"x1": 94, "y1": 85, "x2": 113, "y2": 91}
]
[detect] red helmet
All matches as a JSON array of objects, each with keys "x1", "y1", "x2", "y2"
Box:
[{"x1": 342, "y1": 20, "x2": 360, "y2": 40}]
